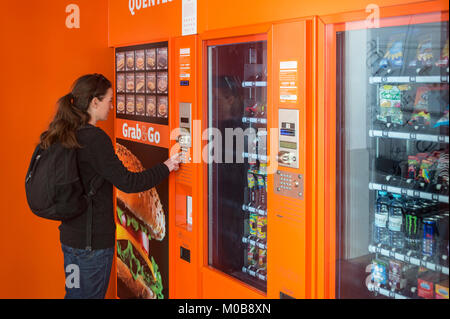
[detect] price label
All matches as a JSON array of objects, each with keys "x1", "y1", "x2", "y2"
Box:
[{"x1": 410, "y1": 76, "x2": 416, "y2": 82}]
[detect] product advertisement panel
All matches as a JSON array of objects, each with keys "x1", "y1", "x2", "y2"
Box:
[{"x1": 115, "y1": 42, "x2": 170, "y2": 299}]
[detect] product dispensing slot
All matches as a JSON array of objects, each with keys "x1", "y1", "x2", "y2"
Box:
[{"x1": 179, "y1": 102, "x2": 192, "y2": 162}]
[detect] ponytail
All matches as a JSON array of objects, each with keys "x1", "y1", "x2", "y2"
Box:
[{"x1": 40, "y1": 74, "x2": 111, "y2": 149}]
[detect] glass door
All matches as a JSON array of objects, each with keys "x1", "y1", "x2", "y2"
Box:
[
  {"x1": 207, "y1": 37, "x2": 268, "y2": 292},
  {"x1": 336, "y1": 16, "x2": 449, "y2": 299}
]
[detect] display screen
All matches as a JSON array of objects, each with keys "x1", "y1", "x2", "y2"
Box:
[
  {"x1": 180, "y1": 117, "x2": 190, "y2": 124},
  {"x1": 280, "y1": 128, "x2": 295, "y2": 137},
  {"x1": 280, "y1": 140, "x2": 297, "y2": 150}
]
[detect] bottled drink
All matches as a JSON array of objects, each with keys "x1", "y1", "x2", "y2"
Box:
[
  {"x1": 389, "y1": 194, "x2": 405, "y2": 249},
  {"x1": 373, "y1": 191, "x2": 390, "y2": 245}
]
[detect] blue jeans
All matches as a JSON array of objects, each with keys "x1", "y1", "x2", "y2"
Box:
[{"x1": 61, "y1": 243, "x2": 114, "y2": 299}]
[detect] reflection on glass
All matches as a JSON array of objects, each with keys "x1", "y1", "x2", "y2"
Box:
[
  {"x1": 336, "y1": 20, "x2": 449, "y2": 299},
  {"x1": 208, "y1": 40, "x2": 268, "y2": 292}
]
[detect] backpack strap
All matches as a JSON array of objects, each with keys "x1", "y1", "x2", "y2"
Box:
[{"x1": 85, "y1": 175, "x2": 104, "y2": 251}]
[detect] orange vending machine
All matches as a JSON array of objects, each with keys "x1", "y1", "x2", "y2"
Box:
[
  {"x1": 320, "y1": 2, "x2": 449, "y2": 299},
  {"x1": 108, "y1": 0, "x2": 449, "y2": 300}
]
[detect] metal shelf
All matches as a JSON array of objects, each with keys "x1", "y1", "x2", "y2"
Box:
[
  {"x1": 369, "y1": 129, "x2": 449, "y2": 144},
  {"x1": 369, "y1": 244, "x2": 449, "y2": 276},
  {"x1": 369, "y1": 182, "x2": 449, "y2": 204},
  {"x1": 242, "y1": 236, "x2": 267, "y2": 249},
  {"x1": 369, "y1": 75, "x2": 449, "y2": 84},
  {"x1": 242, "y1": 266, "x2": 267, "y2": 281},
  {"x1": 367, "y1": 283, "x2": 410, "y2": 299},
  {"x1": 242, "y1": 204, "x2": 267, "y2": 216},
  {"x1": 242, "y1": 81, "x2": 267, "y2": 87}
]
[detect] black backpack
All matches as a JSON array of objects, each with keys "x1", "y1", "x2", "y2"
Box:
[{"x1": 25, "y1": 127, "x2": 104, "y2": 250}]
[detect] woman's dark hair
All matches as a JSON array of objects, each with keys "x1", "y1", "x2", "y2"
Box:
[{"x1": 40, "y1": 73, "x2": 112, "y2": 149}]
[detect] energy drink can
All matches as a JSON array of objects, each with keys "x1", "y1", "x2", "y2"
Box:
[
  {"x1": 422, "y1": 217, "x2": 437, "y2": 257},
  {"x1": 404, "y1": 200, "x2": 421, "y2": 252},
  {"x1": 249, "y1": 214, "x2": 258, "y2": 236},
  {"x1": 257, "y1": 216, "x2": 267, "y2": 240}
]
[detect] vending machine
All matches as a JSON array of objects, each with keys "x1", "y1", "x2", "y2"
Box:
[{"x1": 322, "y1": 5, "x2": 449, "y2": 299}]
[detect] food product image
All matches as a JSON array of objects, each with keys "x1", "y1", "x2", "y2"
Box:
[
  {"x1": 116, "y1": 52, "x2": 125, "y2": 71},
  {"x1": 146, "y1": 72, "x2": 156, "y2": 93},
  {"x1": 126, "y1": 95, "x2": 135, "y2": 115},
  {"x1": 136, "y1": 50, "x2": 145, "y2": 70},
  {"x1": 157, "y1": 72, "x2": 168, "y2": 93},
  {"x1": 117, "y1": 95, "x2": 125, "y2": 114},
  {"x1": 116, "y1": 143, "x2": 166, "y2": 242},
  {"x1": 157, "y1": 47, "x2": 168, "y2": 69},
  {"x1": 146, "y1": 48, "x2": 156, "y2": 70},
  {"x1": 157, "y1": 96, "x2": 168, "y2": 118},
  {"x1": 146, "y1": 96, "x2": 156, "y2": 117},
  {"x1": 116, "y1": 74, "x2": 125, "y2": 93},
  {"x1": 126, "y1": 73, "x2": 135, "y2": 93},
  {"x1": 126, "y1": 51, "x2": 135, "y2": 70},
  {"x1": 116, "y1": 225, "x2": 163, "y2": 299},
  {"x1": 136, "y1": 95, "x2": 145, "y2": 116},
  {"x1": 136, "y1": 73, "x2": 145, "y2": 93}
]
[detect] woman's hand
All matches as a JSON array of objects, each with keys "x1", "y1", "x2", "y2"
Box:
[{"x1": 164, "y1": 152, "x2": 183, "y2": 172}]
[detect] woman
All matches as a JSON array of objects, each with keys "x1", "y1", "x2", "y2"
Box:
[{"x1": 39, "y1": 73, "x2": 181, "y2": 299}]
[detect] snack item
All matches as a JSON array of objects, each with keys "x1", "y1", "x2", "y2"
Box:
[
  {"x1": 435, "y1": 279, "x2": 449, "y2": 299},
  {"x1": 126, "y1": 95, "x2": 135, "y2": 115},
  {"x1": 116, "y1": 52, "x2": 125, "y2": 71},
  {"x1": 436, "y1": 39, "x2": 449, "y2": 68},
  {"x1": 157, "y1": 47, "x2": 168, "y2": 69},
  {"x1": 116, "y1": 143, "x2": 166, "y2": 242},
  {"x1": 126, "y1": 73, "x2": 135, "y2": 93},
  {"x1": 146, "y1": 48, "x2": 156, "y2": 70},
  {"x1": 117, "y1": 74, "x2": 125, "y2": 93},
  {"x1": 371, "y1": 259, "x2": 388, "y2": 286},
  {"x1": 249, "y1": 213, "x2": 258, "y2": 236},
  {"x1": 247, "y1": 244, "x2": 257, "y2": 266},
  {"x1": 117, "y1": 95, "x2": 125, "y2": 114},
  {"x1": 157, "y1": 96, "x2": 168, "y2": 118},
  {"x1": 379, "y1": 32, "x2": 405, "y2": 72},
  {"x1": 377, "y1": 85, "x2": 409, "y2": 125},
  {"x1": 146, "y1": 96, "x2": 156, "y2": 117},
  {"x1": 258, "y1": 248, "x2": 267, "y2": 271},
  {"x1": 407, "y1": 86, "x2": 446, "y2": 129},
  {"x1": 157, "y1": 72, "x2": 168, "y2": 94},
  {"x1": 136, "y1": 50, "x2": 145, "y2": 70},
  {"x1": 116, "y1": 224, "x2": 163, "y2": 299},
  {"x1": 433, "y1": 106, "x2": 449, "y2": 128},
  {"x1": 409, "y1": 33, "x2": 434, "y2": 72},
  {"x1": 136, "y1": 95, "x2": 145, "y2": 116},
  {"x1": 126, "y1": 51, "x2": 135, "y2": 70},
  {"x1": 146, "y1": 72, "x2": 156, "y2": 93},
  {"x1": 136, "y1": 73, "x2": 145, "y2": 93},
  {"x1": 256, "y1": 216, "x2": 267, "y2": 240}
]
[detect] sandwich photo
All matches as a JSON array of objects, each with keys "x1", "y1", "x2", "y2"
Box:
[
  {"x1": 116, "y1": 143, "x2": 166, "y2": 256},
  {"x1": 116, "y1": 223, "x2": 163, "y2": 299}
]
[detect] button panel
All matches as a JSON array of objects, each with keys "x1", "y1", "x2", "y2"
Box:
[{"x1": 274, "y1": 170, "x2": 304, "y2": 200}]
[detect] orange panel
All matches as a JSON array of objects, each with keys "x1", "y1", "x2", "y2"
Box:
[
  {"x1": 170, "y1": 34, "x2": 201, "y2": 298},
  {"x1": 0, "y1": 0, "x2": 114, "y2": 299}
]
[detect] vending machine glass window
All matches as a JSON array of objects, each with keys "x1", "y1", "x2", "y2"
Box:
[
  {"x1": 336, "y1": 18, "x2": 449, "y2": 299},
  {"x1": 207, "y1": 39, "x2": 268, "y2": 292}
]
